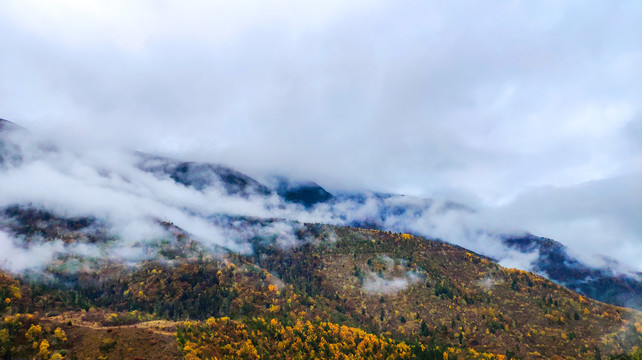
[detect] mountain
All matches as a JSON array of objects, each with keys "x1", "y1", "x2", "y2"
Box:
[
  {"x1": 0, "y1": 220, "x2": 640, "y2": 359},
  {"x1": 0, "y1": 118, "x2": 641, "y2": 359},
  {"x1": 273, "y1": 177, "x2": 335, "y2": 208},
  {"x1": 1, "y1": 119, "x2": 640, "y2": 311},
  {"x1": 136, "y1": 153, "x2": 272, "y2": 197},
  {"x1": 503, "y1": 235, "x2": 642, "y2": 310},
  {"x1": 2, "y1": 118, "x2": 640, "y2": 311}
]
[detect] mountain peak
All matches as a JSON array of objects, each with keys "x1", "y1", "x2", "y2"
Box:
[
  {"x1": 273, "y1": 177, "x2": 335, "y2": 208},
  {"x1": 0, "y1": 118, "x2": 20, "y2": 130}
]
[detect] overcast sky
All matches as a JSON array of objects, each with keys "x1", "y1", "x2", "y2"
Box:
[{"x1": 1, "y1": 1, "x2": 641, "y2": 270}]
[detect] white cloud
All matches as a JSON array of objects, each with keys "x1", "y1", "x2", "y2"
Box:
[
  {"x1": 363, "y1": 274, "x2": 411, "y2": 294},
  {"x1": 490, "y1": 173, "x2": 642, "y2": 271},
  {"x1": 0, "y1": 1, "x2": 640, "y2": 272},
  {"x1": 0, "y1": 230, "x2": 65, "y2": 273},
  {"x1": 362, "y1": 271, "x2": 423, "y2": 295}
]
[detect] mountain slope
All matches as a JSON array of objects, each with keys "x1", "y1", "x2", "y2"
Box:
[
  {"x1": 1, "y1": 118, "x2": 641, "y2": 359},
  {"x1": 250, "y1": 226, "x2": 642, "y2": 358},
  {"x1": 0, "y1": 224, "x2": 641, "y2": 359}
]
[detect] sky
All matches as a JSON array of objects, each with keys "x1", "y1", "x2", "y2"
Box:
[{"x1": 0, "y1": 1, "x2": 641, "y2": 270}]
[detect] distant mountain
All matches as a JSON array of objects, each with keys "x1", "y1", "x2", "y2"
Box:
[
  {"x1": 273, "y1": 177, "x2": 335, "y2": 208},
  {"x1": 504, "y1": 234, "x2": 642, "y2": 310},
  {"x1": 136, "y1": 153, "x2": 272, "y2": 197}
]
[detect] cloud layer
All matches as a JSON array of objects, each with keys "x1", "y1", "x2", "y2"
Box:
[{"x1": 0, "y1": 1, "x2": 640, "y2": 271}]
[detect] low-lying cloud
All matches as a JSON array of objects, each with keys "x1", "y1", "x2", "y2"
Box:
[
  {"x1": 0, "y1": 125, "x2": 639, "y2": 279},
  {"x1": 362, "y1": 271, "x2": 423, "y2": 295},
  {"x1": 0, "y1": 1, "x2": 640, "y2": 276},
  {"x1": 0, "y1": 230, "x2": 65, "y2": 273}
]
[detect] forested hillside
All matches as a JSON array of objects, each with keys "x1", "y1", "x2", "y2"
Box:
[{"x1": 1, "y1": 224, "x2": 640, "y2": 359}]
